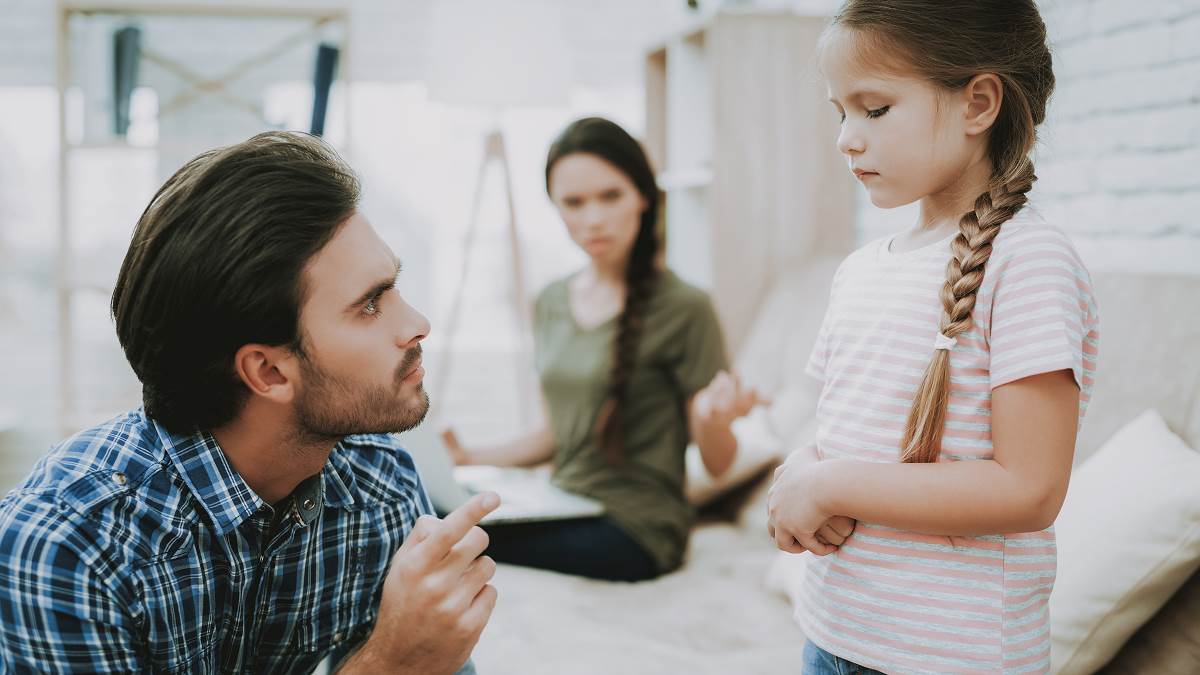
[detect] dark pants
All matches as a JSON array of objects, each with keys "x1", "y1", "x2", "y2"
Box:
[{"x1": 483, "y1": 517, "x2": 659, "y2": 582}]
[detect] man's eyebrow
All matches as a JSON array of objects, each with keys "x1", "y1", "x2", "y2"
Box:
[{"x1": 347, "y1": 256, "x2": 402, "y2": 312}]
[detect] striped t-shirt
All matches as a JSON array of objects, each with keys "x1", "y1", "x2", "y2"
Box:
[{"x1": 795, "y1": 207, "x2": 1100, "y2": 674}]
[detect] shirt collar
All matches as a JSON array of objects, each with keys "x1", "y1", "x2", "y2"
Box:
[
  {"x1": 321, "y1": 441, "x2": 358, "y2": 509},
  {"x1": 155, "y1": 419, "x2": 265, "y2": 536},
  {"x1": 156, "y1": 419, "x2": 362, "y2": 534}
]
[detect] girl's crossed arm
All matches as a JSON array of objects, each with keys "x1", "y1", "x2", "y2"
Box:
[{"x1": 769, "y1": 368, "x2": 1079, "y2": 545}]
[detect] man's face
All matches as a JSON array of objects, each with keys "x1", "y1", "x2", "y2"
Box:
[{"x1": 292, "y1": 212, "x2": 431, "y2": 439}]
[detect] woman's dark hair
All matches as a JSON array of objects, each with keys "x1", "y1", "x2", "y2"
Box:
[
  {"x1": 111, "y1": 131, "x2": 360, "y2": 434},
  {"x1": 825, "y1": 0, "x2": 1055, "y2": 463},
  {"x1": 545, "y1": 117, "x2": 661, "y2": 464}
]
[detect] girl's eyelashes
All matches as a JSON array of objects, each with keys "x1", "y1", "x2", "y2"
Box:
[{"x1": 835, "y1": 105, "x2": 890, "y2": 123}]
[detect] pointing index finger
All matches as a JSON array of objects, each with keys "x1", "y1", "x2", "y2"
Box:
[{"x1": 416, "y1": 492, "x2": 500, "y2": 562}]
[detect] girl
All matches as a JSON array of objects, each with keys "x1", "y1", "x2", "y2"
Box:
[
  {"x1": 443, "y1": 117, "x2": 763, "y2": 582},
  {"x1": 767, "y1": 2, "x2": 1100, "y2": 673}
]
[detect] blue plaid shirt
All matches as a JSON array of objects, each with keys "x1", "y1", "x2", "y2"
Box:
[{"x1": 0, "y1": 408, "x2": 469, "y2": 674}]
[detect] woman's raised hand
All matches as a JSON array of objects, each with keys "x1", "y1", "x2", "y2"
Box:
[
  {"x1": 695, "y1": 370, "x2": 768, "y2": 429},
  {"x1": 440, "y1": 427, "x2": 473, "y2": 466}
]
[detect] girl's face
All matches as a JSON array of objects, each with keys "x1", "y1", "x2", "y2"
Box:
[
  {"x1": 820, "y1": 28, "x2": 980, "y2": 209},
  {"x1": 548, "y1": 152, "x2": 647, "y2": 267}
]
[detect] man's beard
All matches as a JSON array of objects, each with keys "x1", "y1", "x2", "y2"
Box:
[{"x1": 293, "y1": 345, "x2": 430, "y2": 441}]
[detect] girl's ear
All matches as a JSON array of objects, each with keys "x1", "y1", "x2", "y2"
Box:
[{"x1": 963, "y1": 73, "x2": 1004, "y2": 136}]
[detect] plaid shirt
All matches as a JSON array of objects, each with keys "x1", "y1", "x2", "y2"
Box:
[{"x1": 0, "y1": 408, "x2": 466, "y2": 674}]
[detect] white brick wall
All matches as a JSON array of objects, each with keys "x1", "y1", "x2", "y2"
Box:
[
  {"x1": 851, "y1": 0, "x2": 1200, "y2": 275},
  {"x1": 1036, "y1": 0, "x2": 1200, "y2": 273}
]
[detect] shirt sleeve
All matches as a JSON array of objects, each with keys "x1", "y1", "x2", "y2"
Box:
[
  {"x1": 671, "y1": 291, "x2": 730, "y2": 397},
  {"x1": 986, "y1": 228, "x2": 1099, "y2": 390},
  {"x1": 0, "y1": 498, "x2": 140, "y2": 674}
]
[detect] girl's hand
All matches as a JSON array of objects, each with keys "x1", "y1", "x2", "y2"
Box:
[
  {"x1": 440, "y1": 427, "x2": 473, "y2": 466},
  {"x1": 694, "y1": 370, "x2": 767, "y2": 430},
  {"x1": 767, "y1": 456, "x2": 851, "y2": 556}
]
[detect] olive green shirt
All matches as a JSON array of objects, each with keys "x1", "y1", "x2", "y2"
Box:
[{"x1": 533, "y1": 270, "x2": 729, "y2": 573}]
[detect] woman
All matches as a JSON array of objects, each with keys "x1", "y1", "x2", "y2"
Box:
[{"x1": 443, "y1": 117, "x2": 761, "y2": 581}]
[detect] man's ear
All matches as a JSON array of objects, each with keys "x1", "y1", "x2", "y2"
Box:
[
  {"x1": 233, "y1": 343, "x2": 299, "y2": 405},
  {"x1": 963, "y1": 73, "x2": 1004, "y2": 137}
]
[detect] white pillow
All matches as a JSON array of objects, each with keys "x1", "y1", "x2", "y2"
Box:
[{"x1": 1050, "y1": 409, "x2": 1200, "y2": 674}]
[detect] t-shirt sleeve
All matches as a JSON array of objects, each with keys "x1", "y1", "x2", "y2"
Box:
[
  {"x1": 986, "y1": 228, "x2": 1099, "y2": 390},
  {"x1": 672, "y1": 292, "x2": 730, "y2": 397}
]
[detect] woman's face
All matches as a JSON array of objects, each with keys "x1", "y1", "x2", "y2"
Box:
[{"x1": 548, "y1": 152, "x2": 648, "y2": 267}]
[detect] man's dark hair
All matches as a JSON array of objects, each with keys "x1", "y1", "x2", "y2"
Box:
[{"x1": 111, "y1": 131, "x2": 361, "y2": 434}]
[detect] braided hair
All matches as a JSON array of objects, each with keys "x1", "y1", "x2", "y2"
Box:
[
  {"x1": 827, "y1": 0, "x2": 1055, "y2": 463},
  {"x1": 545, "y1": 117, "x2": 661, "y2": 464}
]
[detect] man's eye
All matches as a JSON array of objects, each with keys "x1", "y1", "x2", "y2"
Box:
[
  {"x1": 363, "y1": 297, "x2": 381, "y2": 316},
  {"x1": 866, "y1": 106, "x2": 890, "y2": 119}
]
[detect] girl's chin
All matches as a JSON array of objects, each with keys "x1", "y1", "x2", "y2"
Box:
[{"x1": 866, "y1": 187, "x2": 919, "y2": 210}]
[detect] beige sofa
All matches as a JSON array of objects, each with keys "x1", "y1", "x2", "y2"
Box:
[{"x1": 470, "y1": 261, "x2": 1200, "y2": 675}]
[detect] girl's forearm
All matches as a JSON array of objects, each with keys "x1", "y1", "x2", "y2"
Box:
[{"x1": 814, "y1": 458, "x2": 1061, "y2": 536}]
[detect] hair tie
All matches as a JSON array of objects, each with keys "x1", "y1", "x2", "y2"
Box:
[{"x1": 934, "y1": 332, "x2": 957, "y2": 351}]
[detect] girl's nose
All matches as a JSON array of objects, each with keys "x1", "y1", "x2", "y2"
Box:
[{"x1": 837, "y1": 123, "x2": 865, "y2": 156}]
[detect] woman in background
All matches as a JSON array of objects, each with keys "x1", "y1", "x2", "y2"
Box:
[{"x1": 443, "y1": 117, "x2": 762, "y2": 581}]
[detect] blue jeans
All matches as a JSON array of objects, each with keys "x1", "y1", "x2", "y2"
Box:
[{"x1": 802, "y1": 640, "x2": 887, "y2": 675}]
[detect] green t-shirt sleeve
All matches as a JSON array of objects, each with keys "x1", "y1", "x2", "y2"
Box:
[{"x1": 671, "y1": 291, "x2": 730, "y2": 397}]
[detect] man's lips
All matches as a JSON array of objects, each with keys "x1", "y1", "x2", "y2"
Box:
[{"x1": 400, "y1": 359, "x2": 424, "y2": 382}]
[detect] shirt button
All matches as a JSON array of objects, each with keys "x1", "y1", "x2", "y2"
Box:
[
  {"x1": 112, "y1": 472, "x2": 127, "y2": 486},
  {"x1": 302, "y1": 499, "x2": 316, "y2": 511},
  {"x1": 332, "y1": 631, "x2": 344, "y2": 645}
]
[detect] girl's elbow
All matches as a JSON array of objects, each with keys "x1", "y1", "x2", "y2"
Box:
[{"x1": 1027, "y1": 488, "x2": 1068, "y2": 532}]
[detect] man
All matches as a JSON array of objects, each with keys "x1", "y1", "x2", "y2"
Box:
[{"x1": 0, "y1": 132, "x2": 498, "y2": 674}]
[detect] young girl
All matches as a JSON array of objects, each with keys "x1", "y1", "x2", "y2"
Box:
[
  {"x1": 767, "y1": 2, "x2": 1100, "y2": 673},
  {"x1": 443, "y1": 117, "x2": 763, "y2": 581}
]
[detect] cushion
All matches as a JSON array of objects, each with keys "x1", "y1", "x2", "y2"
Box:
[
  {"x1": 1074, "y1": 274, "x2": 1200, "y2": 463},
  {"x1": 1099, "y1": 567, "x2": 1200, "y2": 675},
  {"x1": 1050, "y1": 409, "x2": 1200, "y2": 674}
]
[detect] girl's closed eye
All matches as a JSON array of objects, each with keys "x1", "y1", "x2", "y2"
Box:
[{"x1": 834, "y1": 105, "x2": 890, "y2": 123}]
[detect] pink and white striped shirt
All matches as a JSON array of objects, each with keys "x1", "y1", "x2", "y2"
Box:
[{"x1": 796, "y1": 207, "x2": 1100, "y2": 674}]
